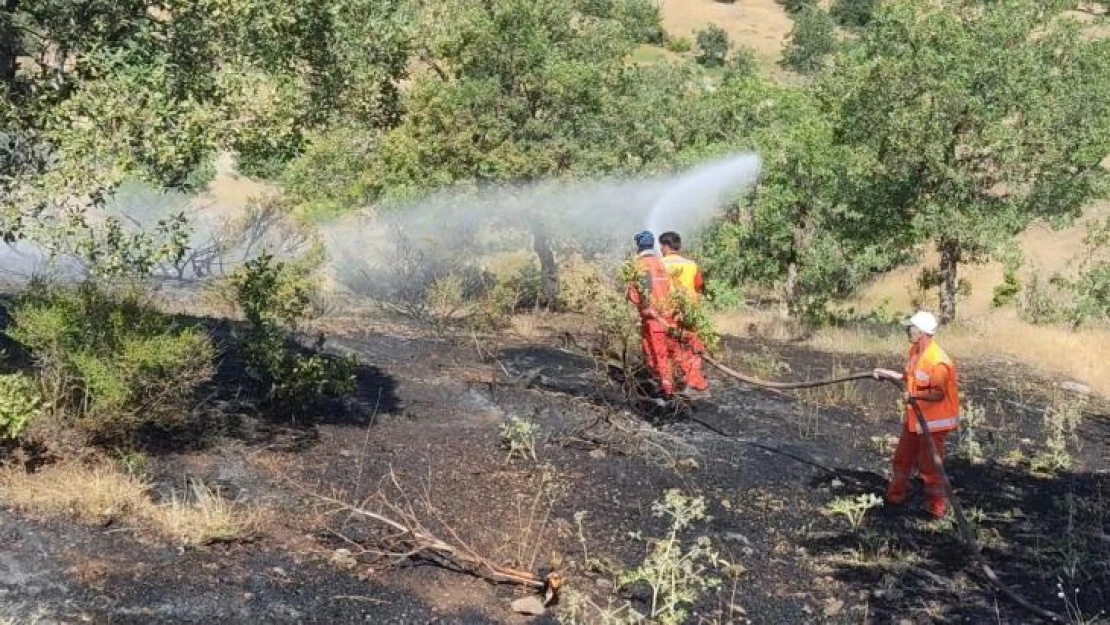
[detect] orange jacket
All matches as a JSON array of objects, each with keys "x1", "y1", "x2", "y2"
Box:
[
  {"x1": 627, "y1": 251, "x2": 671, "y2": 316},
  {"x1": 903, "y1": 340, "x2": 960, "y2": 434},
  {"x1": 661, "y1": 253, "x2": 704, "y2": 300}
]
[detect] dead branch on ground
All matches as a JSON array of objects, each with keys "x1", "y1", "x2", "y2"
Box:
[{"x1": 306, "y1": 468, "x2": 562, "y2": 601}]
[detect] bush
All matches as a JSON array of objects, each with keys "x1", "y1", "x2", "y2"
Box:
[
  {"x1": 777, "y1": 0, "x2": 816, "y2": 14},
  {"x1": 617, "y1": 0, "x2": 666, "y2": 45},
  {"x1": 724, "y1": 47, "x2": 759, "y2": 81},
  {"x1": 0, "y1": 373, "x2": 41, "y2": 438},
  {"x1": 231, "y1": 253, "x2": 356, "y2": 406},
  {"x1": 781, "y1": 5, "x2": 837, "y2": 74},
  {"x1": 695, "y1": 25, "x2": 731, "y2": 68},
  {"x1": 666, "y1": 35, "x2": 693, "y2": 54},
  {"x1": 830, "y1": 0, "x2": 878, "y2": 29},
  {"x1": 7, "y1": 280, "x2": 214, "y2": 437}
]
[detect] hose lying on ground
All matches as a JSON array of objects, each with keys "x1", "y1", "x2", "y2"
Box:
[{"x1": 691, "y1": 350, "x2": 1064, "y2": 623}]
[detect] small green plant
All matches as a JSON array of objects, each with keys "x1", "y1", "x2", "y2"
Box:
[
  {"x1": 991, "y1": 259, "x2": 1022, "y2": 308},
  {"x1": 0, "y1": 373, "x2": 42, "y2": 438},
  {"x1": 665, "y1": 35, "x2": 692, "y2": 54},
  {"x1": 499, "y1": 415, "x2": 539, "y2": 462},
  {"x1": 618, "y1": 490, "x2": 729, "y2": 625},
  {"x1": 231, "y1": 253, "x2": 356, "y2": 406},
  {"x1": 115, "y1": 449, "x2": 149, "y2": 476},
  {"x1": 825, "y1": 493, "x2": 883, "y2": 529},
  {"x1": 1030, "y1": 395, "x2": 1085, "y2": 474},
  {"x1": 955, "y1": 399, "x2": 987, "y2": 464}
]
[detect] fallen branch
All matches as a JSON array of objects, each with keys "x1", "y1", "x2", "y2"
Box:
[{"x1": 304, "y1": 470, "x2": 562, "y2": 603}]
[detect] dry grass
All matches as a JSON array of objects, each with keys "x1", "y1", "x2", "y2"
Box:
[
  {"x1": 719, "y1": 306, "x2": 1110, "y2": 396},
  {"x1": 658, "y1": 0, "x2": 794, "y2": 67},
  {"x1": 0, "y1": 461, "x2": 152, "y2": 524},
  {"x1": 0, "y1": 460, "x2": 260, "y2": 546}
]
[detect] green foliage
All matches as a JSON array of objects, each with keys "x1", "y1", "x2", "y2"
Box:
[
  {"x1": 694, "y1": 25, "x2": 730, "y2": 68},
  {"x1": 778, "y1": 0, "x2": 816, "y2": 14},
  {"x1": 1030, "y1": 396, "x2": 1086, "y2": 474},
  {"x1": 829, "y1": 0, "x2": 878, "y2": 29},
  {"x1": 7, "y1": 281, "x2": 214, "y2": 437},
  {"x1": 724, "y1": 47, "x2": 759, "y2": 81},
  {"x1": 0, "y1": 373, "x2": 42, "y2": 439},
  {"x1": 955, "y1": 399, "x2": 987, "y2": 464},
  {"x1": 668, "y1": 289, "x2": 720, "y2": 355},
  {"x1": 781, "y1": 5, "x2": 837, "y2": 74},
  {"x1": 618, "y1": 490, "x2": 728, "y2": 625},
  {"x1": 231, "y1": 253, "x2": 356, "y2": 406},
  {"x1": 280, "y1": 126, "x2": 379, "y2": 222},
  {"x1": 826, "y1": 493, "x2": 883, "y2": 529},
  {"x1": 822, "y1": 0, "x2": 1110, "y2": 320},
  {"x1": 700, "y1": 77, "x2": 903, "y2": 319},
  {"x1": 991, "y1": 258, "x2": 1023, "y2": 309},
  {"x1": 499, "y1": 415, "x2": 540, "y2": 462},
  {"x1": 0, "y1": 0, "x2": 411, "y2": 272},
  {"x1": 665, "y1": 36, "x2": 692, "y2": 54}
]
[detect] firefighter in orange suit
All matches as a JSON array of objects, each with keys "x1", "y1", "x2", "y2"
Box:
[
  {"x1": 658, "y1": 231, "x2": 708, "y2": 393},
  {"x1": 627, "y1": 231, "x2": 675, "y2": 398},
  {"x1": 874, "y1": 310, "x2": 960, "y2": 518}
]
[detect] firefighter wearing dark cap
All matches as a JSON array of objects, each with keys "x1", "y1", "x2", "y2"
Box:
[{"x1": 626, "y1": 231, "x2": 676, "y2": 397}]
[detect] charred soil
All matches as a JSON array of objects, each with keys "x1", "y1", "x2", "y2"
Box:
[{"x1": 1, "y1": 317, "x2": 1107, "y2": 624}]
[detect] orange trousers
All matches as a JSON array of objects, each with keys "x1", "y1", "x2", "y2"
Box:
[
  {"x1": 887, "y1": 425, "x2": 949, "y2": 518},
  {"x1": 640, "y1": 319, "x2": 674, "y2": 395},
  {"x1": 668, "y1": 331, "x2": 707, "y2": 391}
]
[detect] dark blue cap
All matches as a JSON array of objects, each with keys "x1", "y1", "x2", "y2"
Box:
[{"x1": 634, "y1": 231, "x2": 655, "y2": 249}]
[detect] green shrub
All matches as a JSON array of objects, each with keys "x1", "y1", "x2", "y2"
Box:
[
  {"x1": 695, "y1": 25, "x2": 731, "y2": 68},
  {"x1": 781, "y1": 5, "x2": 837, "y2": 74},
  {"x1": 666, "y1": 35, "x2": 693, "y2": 54},
  {"x1": 724, "y1": 47, "x2": 759, "y2": 81},
  {"x1": 617, "y1": 0, "x2": 665, "y2": 45},
  {"x1": 778, "y1": 0, "x2": 816, "y2": 14},
  {"x1": 231, "y1": 253, "x2": 356, "y2": 406},
  {"x1": 7, "y1": 280, "x2": 214, "y2": 437},
  {"x1": 830, "y1": 0, "x2": 878, "y2": 29},
  {"x1": 0, "y1": 373, "x2": 42, "y2": 438}
]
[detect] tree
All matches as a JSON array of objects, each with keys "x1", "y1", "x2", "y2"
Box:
[
  {"x1": 335, "y1": 0, "x2": 692, "y2": 309},
  {"x1": 699, "y1": 77, "x2": 905, "y2": 318},
  {"x1": 829, "y1": 0, "x2": 878, "y2": 29},
  {"x1": 777, "y1": 0, "x2": 816, "y2": 14},
  {"x1": 695, "y1": 25, "x2": 730, "y2": 68},
  {"x1": 781, "y1": 5, "x2": 837, "y2": 75},
  {"x1": 0, "y1": 0, "x2": 410, "y2": 272},
  {"x1": 822, "y1": 0, "x2": 1110, "y2": 322}
]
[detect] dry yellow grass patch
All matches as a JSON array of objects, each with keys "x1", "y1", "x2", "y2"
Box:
[
  {"x1": 717, "y1": 307, "x2": 1110, "y2": 396},
  {"x1": 0, "y1": 460, "x2": 261, "y2": 546},
  {"x1": 658, "y1": 0, "x2": 794, "y2": 65}
]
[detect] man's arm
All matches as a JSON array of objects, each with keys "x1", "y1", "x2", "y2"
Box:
[{"x1": 908, "y1": 363, "x2": 949, "y2": 403}]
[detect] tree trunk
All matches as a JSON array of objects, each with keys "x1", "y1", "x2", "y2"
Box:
[
  {"x1": 532, "y1": 224, "x2": 559, "y2": 312},
  {"x1": 0, "y1": 1, "x2": 20, "y2": 86},
  {"x1": 937, "y1": 238, "x2": 960, "y2": 324},
  {"x1": 782, "y1": 261, "x2": 798, "y2": 319}
]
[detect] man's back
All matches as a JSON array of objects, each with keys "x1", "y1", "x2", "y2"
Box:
[{"x1": 662, "y1": 254, "x2": 702, "y2": 299}]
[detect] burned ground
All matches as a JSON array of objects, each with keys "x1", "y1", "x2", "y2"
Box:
[{"x1": 0, "y1": 317, "x2": 1107, "y2": 624}]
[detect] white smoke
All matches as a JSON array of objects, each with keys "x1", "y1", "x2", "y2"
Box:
[{"x1": 319, "y1": 152, "x2": 762, "y2": 299}]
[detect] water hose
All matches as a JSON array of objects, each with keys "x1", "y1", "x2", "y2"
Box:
[{"x1": 687, "y1": 346, "x2": 1064, "y2": 622}]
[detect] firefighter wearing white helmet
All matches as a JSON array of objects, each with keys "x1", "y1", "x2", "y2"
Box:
[{"x1": 873, "y1": 310, "x2": 960, "y2": 518}]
